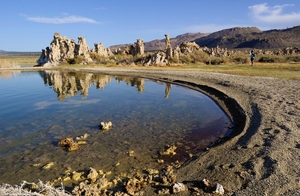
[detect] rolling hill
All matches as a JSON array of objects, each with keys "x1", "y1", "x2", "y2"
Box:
[
  {"x1": 193, "y1": 26, "x2": 300, "y2": 49},
  {"x1": 110, "y1": 25, "x2": 300, "y2": 51},
  {"x1": 2, "y1": 25, "x2": 300, "y2": 53}
]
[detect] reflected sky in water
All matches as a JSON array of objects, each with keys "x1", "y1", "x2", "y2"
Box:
[{"x1": 0, "y1": 70, "x2": 233, "y2": 186}]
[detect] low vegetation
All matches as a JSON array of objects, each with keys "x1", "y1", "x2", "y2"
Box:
[
  {"x1": 1, "y1": 52, "x2": 300, "y2": 80},
  {"x1": 0, "y1": 54, "x2": 39, "y2": 68}
]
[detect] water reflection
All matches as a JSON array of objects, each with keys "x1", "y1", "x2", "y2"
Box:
[
  {"x1": 40, "y1": 71, "x2": 172, "y2": 100},
  {"x1": 0, "y1": 70, "x2": 232, "y2": 188},
  {"x1": 0, "y1": 70, "x2": 21, "y2": 78},
  {"x1": 34, "y1": 99, "x2": 101, "y2": 110}
]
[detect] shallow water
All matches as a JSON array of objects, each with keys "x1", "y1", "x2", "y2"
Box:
[{"x1": 0, "y1": 70, "x2": 233, "y2": 186}]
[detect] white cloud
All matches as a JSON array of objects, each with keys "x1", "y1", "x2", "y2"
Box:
[
  {"x1": 35, "y1": 99, "x2": 100, "y2": 109},
  {"x1": 22, "y1": 14, "x2": 98, "y2": 24},
  {"x1": 249, "y1": 3, "x2": 300, "y2": 25}
]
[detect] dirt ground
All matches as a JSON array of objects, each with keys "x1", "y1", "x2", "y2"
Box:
[{"x1": 3, "y1": 67, "x2": 300, "y2": 195}]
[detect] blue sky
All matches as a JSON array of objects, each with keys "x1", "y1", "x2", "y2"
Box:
[{"x1": 1, "y1": 0, "x2": 300, "y2": 52}]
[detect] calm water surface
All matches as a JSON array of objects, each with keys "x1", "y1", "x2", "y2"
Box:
[{"x1": 0, "y1": 70, "x2": 233, "y2": 186}]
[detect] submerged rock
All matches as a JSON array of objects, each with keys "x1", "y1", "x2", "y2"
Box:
[
  {"x1": 72, "y1": 171, "x2": 84, "y2": 181},
  {"x1": 202, "y1": 178, "x2": 225, "y2": 195},
  {"x1": 172, "y1": 182, "x2": 187, "y2": 193},
  {"x1": 99, "y1": 121, "x2": 113, "y2": 130},
  {"x1": 58, "y1": 137, "x2": 74, "y2": 147},
  {"x1": 76, "y1": 133, "x2": 89, "y2": 140},
  {"x1": 42, "y1": 162, "x2": 54, "y2": 170},
  {"x1": 68, "y1": 142, "x2": 80, "y2": 152},
  {"x1": 87, "y1": 167, "x2": 99, "y2": 182},
  {"x1": 58, "y1": 137, "x2": 80, "y2": 152},
  {"x1": 214, "y1": 183, "x2": 225, "y2": 195},
  {"x1": 160, "y1": 144, "x2": 177, "y2": 156}
]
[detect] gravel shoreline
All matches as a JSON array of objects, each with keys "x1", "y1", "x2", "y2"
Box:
[
  {"x1": 79, "y1": 67, "x2": 300, "y2": 195},
  {"x1": 3, "y1": 67, "x2": 300, "y2": 195}
]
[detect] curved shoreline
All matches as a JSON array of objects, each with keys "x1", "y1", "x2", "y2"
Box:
[{"x1": 2, "y1": 67, "x2": 300, "y2": 195}]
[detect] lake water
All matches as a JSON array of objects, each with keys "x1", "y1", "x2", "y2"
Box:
[{"x1": 0, "y1": 70, "x2": 233, "y2": 187}]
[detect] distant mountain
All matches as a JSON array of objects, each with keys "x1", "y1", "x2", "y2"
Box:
[
  {"x1": 144, "y1": 33, "x2": 209, "y2": 51},
  {"x1": 194, "y1": 26, "x2": 300, "y2": 49},
  {"x1": 109, "y1": 32, "x2": 208, "y2": 51},
  {"x1": 0, "y1": 50, "x2": 7, "y2": 54},
  {"x1": 0, "y1": 50, "x2": 40, "y2": 55},
  {"x1": 193, "y1": 27, "x2": 262, "y2": 49},
  {"x1": 109, "y1": 25, "x2": 300, "y2": 51},
  {"x1": 3, "y1": 26, "x2": 300, "y2": 54}
]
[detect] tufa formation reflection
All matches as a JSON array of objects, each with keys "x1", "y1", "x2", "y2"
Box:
[{"x1": 39, "y1": 71, "x2": 172, "y2": 100}]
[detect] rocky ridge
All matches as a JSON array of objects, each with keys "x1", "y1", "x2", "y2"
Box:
[{"x1": 111, "y1": 26, "x2": 300, "y2": 51}]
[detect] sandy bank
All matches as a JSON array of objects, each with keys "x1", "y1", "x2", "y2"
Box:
[
  {"x1": 2, "y1": 67, "x2": 300, "y2": 195},
  {"x1": 75, "y1": 67, "x2": 300, "y2": 195}
]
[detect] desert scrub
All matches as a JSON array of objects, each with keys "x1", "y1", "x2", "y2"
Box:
[
  {"x1": 189, "y1": 50, "x2": 210, "y2": 63},
  {"x1": 179, "y1": 54, "x2": 194, "y2": 64},
  {"x1": 230, "y1": 53, "x2": 249, "y2": 64},
  {"x1": 258, "y1": 55, "x2": 284, "y2": 63},
  {"x1": 89, "y1": 52, "x2": 116, "y2": 65},
  {"x1": 206, "y1": 57, "x2": 225, "y2": 65},
  {"x1": 285, "y1": 55, "x2": 300, "y2": 63},
  {"x1": 66, "y1": 55, "x2": 86, "y2": 64},
  {"x1": 89, "y1": 52, "x2": 103, "y2": 61},
  {"x1": 0, "y1": 54, "x2": 39, "y2": 66},
  {"x1": 0, "y1": 60, "x2": 20, "y2": 68}
]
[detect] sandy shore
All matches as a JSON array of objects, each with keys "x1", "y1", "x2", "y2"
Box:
[
  {"x1": 3, "y1": 67, "x2": 300, "y2": 195},
  {"x1": 73, "y1": 67, "x2": 299, "y2": 195}
]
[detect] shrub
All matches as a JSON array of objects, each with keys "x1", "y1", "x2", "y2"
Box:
[
  {"x1": 205, "y1": 57, "x2": 225, "y2": 65},
  {"x1": 285, "y1": 55, "x2": 300, "y2": 62},
  {"x1": 179, "y1": 54, "x2": 193, "y2": 64},
  {"x1": 189, "y1": 50, "x2": 210, "y2": 63},
  {"x1": 89, "y1": 52, "x2": 112, "y2": 64},
  {"x1": 258, "y1": 56, "x2": 282, "y2": 63},
  {"x1": 0, "y1": 60, "x2": 20, "y2": 68},
  {"x1": 230, "y1": 53, "x2": 248, "y2": 64},
  {"x1": 67, "y1": 55, "x2": 86, "y2": 65},
  {"x1": 89, "y1": 52, "x2": 102, "y2": 61}
]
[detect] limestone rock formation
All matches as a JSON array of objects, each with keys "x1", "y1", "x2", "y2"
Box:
[
  {"x1": 114, "y1": 39, "x2": 145, "y2": 56},
  {"x1": 173, "y1": 45, "x2": 181, "y2": 61},
  {"x1": 37, "y1": 33, "x2": 93, "y2": 67},
  {"x1": 146, "y1": 51, "x2": 169, "y2": 66},
  {"x1": 91, "y1": 42, "x2": 113, "y2": 57},
  {"x1": 165, "y1": 34, "x2": 173, "y2": 59},
  {"x1": 135, "y1": 39, "x2": 144, "y2": 55},
  {"x1": 179, "y1": 41, "x2": 200, "y2": 54},
  {"x1": 202, "y1": 45, "x2": 230, "y2": 57}
]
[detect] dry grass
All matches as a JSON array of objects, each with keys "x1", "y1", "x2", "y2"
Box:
[
  {"x1": 163, "y1": 62, "x2": 300, "y2": 80},
  {"x1": 0, "y1": 54, "x2": 39, "y2": 67},
  {"x1": 0, "y1": 59, "x2": 18, "y2": 68},
  {"x1": 2, "y1": 53, "x2": 300, "y2": 80},
  {"x1": 68, "y1": 62, "x2": 300, "y2": 80}
]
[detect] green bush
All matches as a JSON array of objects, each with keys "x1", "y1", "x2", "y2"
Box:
[
  {"x1": 204, "y1": 57, "x2": 225, "y2": 65},
  {"x1": 89, "y1": 52, "x2": 103, "y2": 61},
  {"x1": 285, "y1": 55, "x2": 300, "y2": 62},
  {"x1": 229, "y1": 53, "x2": 248, "y2": 64},
  {"x1": 67, "y1": 55, "x2": 86, "y2": 64},
  {"x1": 190, "y1": 50, "x2": 210, "y2": 63},
  {"x1": 179, "y1": 54, "x2": 193, "y2": 64},
  {"x1": 258, "y1": 56, "x2": 282, "y2": 63},
  {"x1": 89, "y1": 52, "x2": 111, "y2": 64}
]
